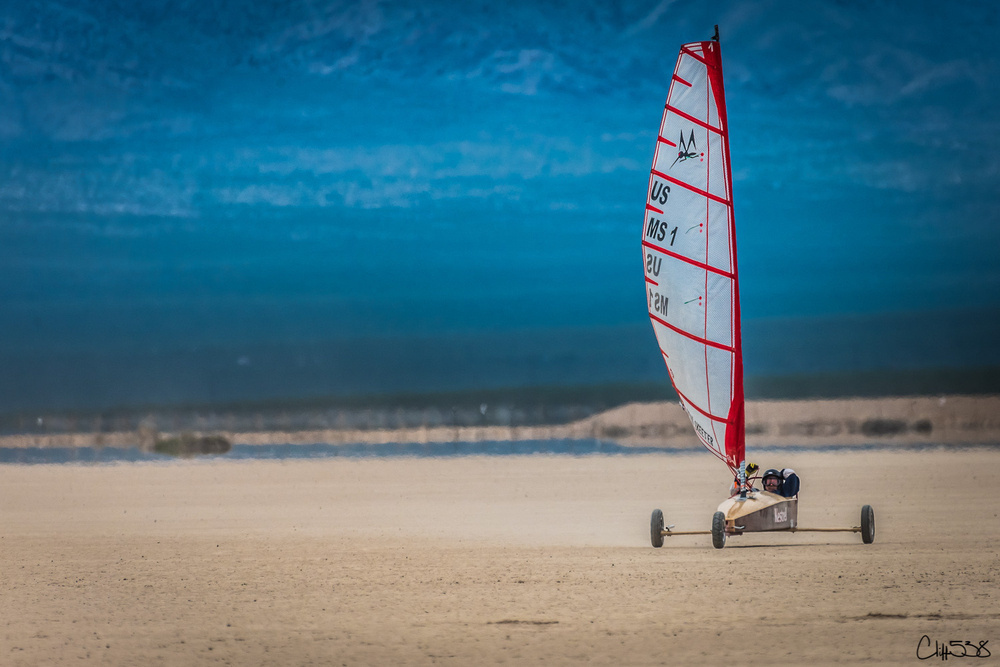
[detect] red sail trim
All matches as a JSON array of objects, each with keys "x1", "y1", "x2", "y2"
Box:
[
  {"x1": 723, "y1": 392, "x2": 744, "y2": 469},
  {"x1": 648, "y1": 312, "x2": 735, "y2": 352},
  {"x1": 645, "y1": 276, "x2": 658, "y2": 286},
  {"x1": 680, "y1": 45, "x2": 707, "y2": 65},
  {"x1": 665, "y1": 104, "x2": 724, "y2": 136},
  {"x1": 698, "y1": 439, "x2": 732, "y2": 466},
  {"x1": 674, "y1": 386, "x2": 729, "y2": 423},
  {"x1": 657, "y1": 135, "x2": 677, "y2": 147},
  {"x1": 672, "y1": 74, "x2": 692, "y2": 87},
  {"x1": 641, "y1": 240, "x2": 734, "y2": 279},
  {"x1": 702, "y1": 38, "x2": 745, "y2": 468},
  {"x1": 664, "y1": 360, "x2": 730, "y2": 466},
  {"x1": 645, "y1": 203, "x2": 664, "y2": 215},
  {"x1": 650, "y1": 169, "x2": 730, "y2": 206}
]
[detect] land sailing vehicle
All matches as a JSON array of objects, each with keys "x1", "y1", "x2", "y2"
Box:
[
  {"x1": 640, "y1": 27, "x2": 875, "y2": 549},
  {"x1": 649, "y1": 474, "x2": 876, "y2": 549}
]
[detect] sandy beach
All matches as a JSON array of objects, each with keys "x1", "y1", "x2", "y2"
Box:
[
  {"x1": 4, "y1": 395, "x2": 1000, "y2": 450},
  {"x1": 1, "y1": 445, "x2": 998, "y2": 665}
]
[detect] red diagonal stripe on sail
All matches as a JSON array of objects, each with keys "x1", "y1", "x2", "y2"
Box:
[
  {"x1": 645, "y1": 203, "x2": 663, "y2": 215},
  {"x1": 665, "y1": 104, "x2": 724, "y2": 136},
  {"x1": 642, "y1": 239, "x2": 734, "y2": 279},
  {"x1": 672, "y1": 74, "x2": 692, "y2": 87},
  {"x1": 680, "y1": 45, "x2": 707, "y2": 65},
  {"x1": 675, "y1": 385, "x2": 729, "y2": 423},
  {"x1": 657, "y1": 135, "x2": 677, "y2": 147},
  {"x1": 666, "y1": 359, "x2": 729, "y2": 464},
  {"x1": 645, "y1": 276, "x2": 658, "y2": 286},
  {"x1": 648, "y1": 312, "x2": 736, "y2": 353},
  {"x1": 651, "y1": 169, "x2": 730, "y2": 206}
]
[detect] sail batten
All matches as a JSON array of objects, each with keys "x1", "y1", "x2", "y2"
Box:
[
  {"x1": 641, "y1": 240, "x2": 734, "y2": 278},
  {"x1": 664, "y1": 105, "x2": 724, "y2": 135},
  {"x1": 643, "y1": 36, "x2": 744, "y2": 472},
  {"x1": 680, "y1": 46, "x2": 708, "y2": 65},
  {"x1": 648, "y1": 313, "x2": 736, "y2": 353},
  {"x1": 649, "y1": 170, "x2": 730, "y2": 206}
]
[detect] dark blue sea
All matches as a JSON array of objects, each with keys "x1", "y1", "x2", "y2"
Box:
[{"x1": 2, "y1": 307, "x2": 999, "y2": 414}]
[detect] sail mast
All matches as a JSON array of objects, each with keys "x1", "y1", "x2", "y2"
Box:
[
  {"x1": 710, "y1": 26, "x2": 747, "y2": 487},
  {"x1": 719, "y1": 28, "x2": 747, "y2": 493}
]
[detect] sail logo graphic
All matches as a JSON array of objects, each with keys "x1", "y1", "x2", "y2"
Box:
[{"x1": 670, "y1": 130, "x2": 704, "y2": 168}]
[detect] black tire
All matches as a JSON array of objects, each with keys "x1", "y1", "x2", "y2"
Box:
[
  {"x1": 861, "y1": 504, "x2": 875, "y2": 544},
  {"x1": 712, "y1": 511, "x2": 726, "y2": 549},
  {"x1": 650, "y1": 509, "x2": 664, "y2": 548}
]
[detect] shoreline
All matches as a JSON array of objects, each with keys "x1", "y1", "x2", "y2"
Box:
[{"x1": 1, "y1": 394, "x2": 997, "y2": 450}]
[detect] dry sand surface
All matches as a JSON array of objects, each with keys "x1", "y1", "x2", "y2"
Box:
[{"x1": 2, "y1": 448, "x2": 999, "y2": 665}]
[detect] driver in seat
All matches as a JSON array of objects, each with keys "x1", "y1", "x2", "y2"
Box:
[{"x1": 762, "y1": 468, "x2": 799, "y2": 497}]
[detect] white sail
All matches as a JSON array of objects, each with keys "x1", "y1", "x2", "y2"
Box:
[{"x1": 642, "y1": 37, "x2": 745, "y2": 471}]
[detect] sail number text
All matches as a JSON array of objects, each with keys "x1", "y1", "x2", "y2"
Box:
[
  {"x1": 647, "y1": 289, "x2": 668, "y2": 317},
  {"x1": 645, "y1": 216, "x2": 678, "y2": 246},
  {"x1": 645, "y1": 253, "x2": 662, "y2": 276},
  {"x1": 650, "y1": 181, "x2": 671, "y2": 206},
  {"x1": 645, "y1": 180, "x2": 674, "y2": 320}
]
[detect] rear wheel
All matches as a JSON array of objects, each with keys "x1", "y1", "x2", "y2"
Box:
[
  {"x1": 712, "y1": 511, "x2": 726, "y2": 549},
  {"x1": 650, "y1": 509, "x2": 664, "y2": 548},
  {"x1": 861, "y1": 505, "x2": 875, "y2": 544}
]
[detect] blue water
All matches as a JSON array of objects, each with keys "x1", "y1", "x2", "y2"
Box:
[
  {"x1": 3, "y1": 307, "x2": 999, "y2": 414},
  {"x1": 1, "y1": 439, "x2": 993, "y2": 465},
  {"x1": 4, "y1": 1, "x2": 1000, "y2": 417}
]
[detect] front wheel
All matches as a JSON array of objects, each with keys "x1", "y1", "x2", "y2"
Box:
[
  {"x1": 861, "y1": 505, "x2": 876, "y2": 544},
  {"x1": 712, "y1": 511, "x2": 726, "y2": 549},
  {"x1": 650, "y1": 509, "x2": 664, "y2": 548}
]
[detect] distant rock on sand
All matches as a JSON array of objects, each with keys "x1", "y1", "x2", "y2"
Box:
[{"x1": 1, "y1": 395, "x2": 997, "y2": 450}]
